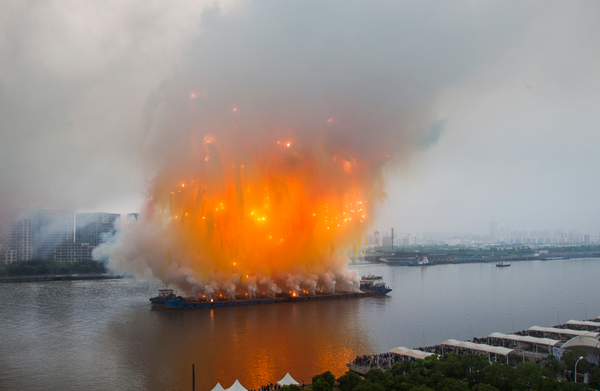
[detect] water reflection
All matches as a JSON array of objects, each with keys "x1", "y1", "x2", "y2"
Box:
[
  {"x1": 102, "y1": 299, "x2": 377, "y2": 390},
  {"x1": 2, "y1": 259, "x2": 600, "y2": 391}
]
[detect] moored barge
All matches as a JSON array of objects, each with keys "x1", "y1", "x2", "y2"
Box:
[{"x1": 151, "y1": 275, "x2": 392, "y2": 310}]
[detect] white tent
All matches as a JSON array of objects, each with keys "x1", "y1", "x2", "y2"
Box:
[
  {"x1": 388, "y1": 347, "x2": 434, "y2": 360},
  {"x1": 562, "y1": 335, "x2": 600, "y2": 356},
  {"x1": 212, "y1": 383, "x2": 227, "y2": 391},
  {"x1": 227, "y1": 380, "x2": 248, "y2": 391},
  {"x1": 277, "y1": 373, "x2": 299, "y2": 386}
]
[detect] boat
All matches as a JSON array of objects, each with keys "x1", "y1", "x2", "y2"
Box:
[
  {"x1": 155, "y1": 275, "x2": 392, "y2": 310},
  {"x1": 496, "y1": 261, "x2": 511, "y2": 267},
  {"x1": 149, "y1": 288, "x2": 177, "y2": 305}
]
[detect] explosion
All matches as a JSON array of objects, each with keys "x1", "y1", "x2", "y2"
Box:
[
  {"x1": 134, "y1": 116, "x2": 390, "y2": 298},
  {"x1": 96, "y1": 4, "x2": 445, "y2": 298}
]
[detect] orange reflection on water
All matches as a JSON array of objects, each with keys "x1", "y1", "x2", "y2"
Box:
[{"x1": 126, "y1": 299, "x2": 376, "y2": 390}]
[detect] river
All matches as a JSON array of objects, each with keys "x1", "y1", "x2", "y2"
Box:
[{"x1": 1, "y1": 258, "x2": 598, "y2": 390}]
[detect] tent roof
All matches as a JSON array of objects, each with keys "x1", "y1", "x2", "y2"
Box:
[
  {"x1": 528, "y1": 326, "x2": 600, "y2": 338},
  {"x1": 566, "y1": 320, "x2": 600, "y2": 328},
  {"x1": 562, "y1": 335, "x2": 600, "y2": 350},
  {"x1": 227, "y1": 380, "x2": 247, "y2": 391},
  {"x1": 212, "y1": 383, "x2": 227, "y2": 391},
  {"x1": 488, "y1": 332, "x2": 561, "y2": 347},
  {"x1": 388, "y1": 347, "x2": 434, "y2": 360},
  {"x1": 277, "y1": 373, "x2": 299, "y2": 386},
  {"x1": 442, "y1": 339, "x2": 514, "y2": 356}
]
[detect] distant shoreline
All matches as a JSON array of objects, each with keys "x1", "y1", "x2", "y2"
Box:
[
  {"x1": 0, "y1": 274, "x2": 127, "y2": 284},
  {"x1": 361, "y1": 253, "x2": 600, "y2": 267}
]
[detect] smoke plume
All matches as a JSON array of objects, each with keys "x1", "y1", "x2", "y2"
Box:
[{"x1": 96, "y1": 1, "x2": 448, "y2": 297}]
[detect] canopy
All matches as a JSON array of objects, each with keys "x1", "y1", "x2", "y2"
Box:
[
  {"x1": 562, "y1": 335, "x2": 600, "y2": 359},
  {"x1": 277, "y1": 373, "x2": 299, "y2": 386},
  {"x1": 389, "y1": 347, "x2": 434, "y2": 360},
  {"x1": 227, "y1": 380, "x2": 247, "y2": 391},
  {"x1": 442, "y1": 339, "x2": 514, "y2": 356},
  {"x1": 212, "y1": 383, "x2": 227, "y2": 391},
  {"x1": 487, "y1": 332, "x2": 560, "y2": 347},
  {"x1": 528, "y1": 326, "x2": 600, "y2": 338},
  {"x1": 566, "y1": 320, "x2": 600, "y2": 328}
]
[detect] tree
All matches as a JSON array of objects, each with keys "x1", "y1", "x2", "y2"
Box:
[
  {"x1": 280, "y1": 385, "x2": 301, "y2": 391},
  {"x1": 312, "y1": 371, "x2": 335, "y2": 391},
  {"x1": 353, "y1": 380, "x2": 384, "y2": 391},
  {"x1": 338, "y1": 371, "x2": 361, "y2": 391},
  {"x1": 541, "y1": 354, "x2": 563, "y2": 377},
  {"x1": 364, "y1": 369, "x2": 387, "y2": 384},
  {"x1": 471, "y1": 384, "x2": 499, "y2": 391},
  {"x1": 484, "y1": 363, "x2": 515, "y2": 391},
  {"x1": 460, "y1": 353, "x2": 489, "y2": 386},
  {"x1": 589, "y1": 365, "x2": 600, "y2": 390},
  {"x1": 562, "y1": 348, "x2": 590, "y2": 375},
  {"x1": 312, "y1": 378, "x2": 333, "y2": 391}
]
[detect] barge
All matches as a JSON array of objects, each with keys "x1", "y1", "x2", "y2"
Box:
[{"x1": 151, "y1": 275, "x2": 392, "y2": 310}]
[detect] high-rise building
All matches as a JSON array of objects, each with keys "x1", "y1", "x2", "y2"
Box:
[
  {"x1": 75, "y1": 213, "x2": 120, "y2": 247},
  {"x1": 33, "y1": 209, "x2": 75, "y2": 260},
  {"x1": 6, "y1": 218, "x2": 33, "y2": 261},
  {"x1": 54, "y1": 242, "x2": 94, "y2": 263},
  {"x1": 0, "y1": 245, "x2": 17, "y2": 264},
  {"x1": 489, "y1": 221, "x2": 497, "y2": 240},
  {"x1": 369, "y1": 230, "x2": 380, "y2": 246}
]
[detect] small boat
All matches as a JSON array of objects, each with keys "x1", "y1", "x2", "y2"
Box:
[{"x1": 496, "y1": 261, "x2": 511, "y2": 267}]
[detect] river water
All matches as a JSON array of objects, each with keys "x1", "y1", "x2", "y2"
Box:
[{"x1": 1, "y1": 258, "x2": 599, "y2": 390}]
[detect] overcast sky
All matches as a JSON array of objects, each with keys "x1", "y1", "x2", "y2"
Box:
[{"x1": 1, "y1": 0, "x2": 599, "y2": 235}]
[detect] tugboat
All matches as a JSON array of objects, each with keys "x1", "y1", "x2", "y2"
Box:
[
  {"x1": 149, "y1": 288, "x2": 178, "y2": 305},
  {"x1": 359, "y1": 274, "x2": 392, "y2": 294},
  {"x1": 496, "y1": 261, "x2": 511, "y2": 267}
]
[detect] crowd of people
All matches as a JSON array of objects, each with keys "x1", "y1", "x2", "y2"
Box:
[
  {"x1": 351, "y1": 353, "x2": 403, "y2": 369},
  {"x1": 246, "y1": 380, "x2": 306, "y2": 391}
]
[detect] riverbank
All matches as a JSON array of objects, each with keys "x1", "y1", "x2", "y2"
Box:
[{"x1": 0, "y1": 274, "x2": 126, "y2": 283}]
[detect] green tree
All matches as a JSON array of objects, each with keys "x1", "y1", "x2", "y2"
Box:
[
  {"x1": 589, "y1": 365, "x2": 600, "y2": 390},
  {"x1": 280, "y1": 385, "x2": 301, "y2": 391},
  {"x1": 312, "y1": 378, "x2": 333, "y2": 391},
  {"x1": 436, "y1": 378, "x2": 469, "y2": 391},
  {"x1": 353, "y1": 380, "x2": 384, "y2": 391},
  {"x1": 312, "y1": 371, "x2": 335, "y2": 390},
  {"x1": 562, "y1": 348, "x2": 590, "y2": 375},
  {"x1": 483, "y1": 363, "x2": 515, "y2": 391},
  {"x1": 541, "y1": 354, "x2": 563, "y2": 377},
  {"x1": 364, "y1": 369, "x2": 387, "y2": 384},
  {"x1": 438, "y1": 354, "x2": 465, "y2": 379},
  {"x1": 338, "y1": 371, "x2": 361, "y2": 391},
  {"x1": 471, "y1": 384, "x2": 499, "y2": 391},
  {"x1": 460, "y1": 353, "x2": 489, "y2": 386}
]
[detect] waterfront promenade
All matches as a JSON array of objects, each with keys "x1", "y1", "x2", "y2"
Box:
[{"x1": 348, "y1": 318, "x2": 600, "y2": 375}]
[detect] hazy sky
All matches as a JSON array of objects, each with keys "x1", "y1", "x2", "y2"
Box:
[{"x1": 1, "y1": 0, "x2": 599, "y2": 235}]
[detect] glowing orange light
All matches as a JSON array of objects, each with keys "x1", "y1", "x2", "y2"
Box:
[
  {"x1": 210, "y1": 298, "x2": 214, "y2": 302},
  {"x1": 233, "y1": 108, "x2": 237, "y2": 112},
  {"x1": 327, "y1": 118, "x2": 333, "y2": 123},
  {"x1": 286, "y1": 143, "x2": 290, "y2": 147},
  {"x1": 205, "y1": 157, "x2": 209, "y2": 161},
  {"x1": 190, "y1": 93, "x2": 197, "y2": 99}
]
